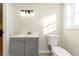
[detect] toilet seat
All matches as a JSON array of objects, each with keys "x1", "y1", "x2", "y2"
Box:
[{"x1": 51, "y1": 46, "x2": 71, "y2": 56}]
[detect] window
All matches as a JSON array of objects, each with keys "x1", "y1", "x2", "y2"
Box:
[
  {"x1": 74, "y1": 4, "x2": 79, "y2": 25},
  {"x1": 64, "y1": 3, "x2": 79, "y2": 29},
  {"x1": 43, "y1": 15, "x2": 56, "y2": 35}
]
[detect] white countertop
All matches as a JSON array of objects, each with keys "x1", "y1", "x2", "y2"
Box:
[{"x1": 10, "y1": 34, "x2": 39, "y2": 38}]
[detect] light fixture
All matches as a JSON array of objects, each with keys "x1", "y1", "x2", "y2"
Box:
[{"x1": 20, "y1": 9, "x2": 35, "y2": 16}]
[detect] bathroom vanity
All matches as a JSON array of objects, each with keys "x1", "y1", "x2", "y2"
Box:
[{"x1": 10, "y1": 34, "x2": 39, "y2": 56}]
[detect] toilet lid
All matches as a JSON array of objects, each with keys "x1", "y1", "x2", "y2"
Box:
[{"x1": 52, "y1": 46, "x2": 71, "y2": 56}]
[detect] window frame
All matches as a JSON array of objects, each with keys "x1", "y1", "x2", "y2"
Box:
[{"x1": 64, "y1": 3, "x2": 79, "y2": 29}]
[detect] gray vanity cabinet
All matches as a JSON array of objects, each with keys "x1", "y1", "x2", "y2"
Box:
[
  {"x1": 24, "y1": 38, "x2": 38, "y2": 56},
  {"x1": 10, "y1": 38, "x2": 24, "y2": 56},
  {"x1": 10, "y1": 38, "x2": 38, "y2": 56}
]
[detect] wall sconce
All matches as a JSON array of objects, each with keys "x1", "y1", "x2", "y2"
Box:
[{"x1": 20, "y1": 9, "x2": 35, "y2": 16}]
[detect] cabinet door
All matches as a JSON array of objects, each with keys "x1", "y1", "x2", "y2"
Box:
[
  {"x1": 10, "y1": 38, "x2": 24, "y2": 56},
  {"x1": 24, "y1": 38, "x2": 38, "y2": 56}
]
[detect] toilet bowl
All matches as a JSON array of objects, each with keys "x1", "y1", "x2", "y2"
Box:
[
  {"x1": 47, "y1": 34, "x2": 72, "y2": 56},
  {"x1": 51, "y1": 46, "x2": 71, "y2": 56}
]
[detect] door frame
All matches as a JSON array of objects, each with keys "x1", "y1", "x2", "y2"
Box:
[{"x1": 3, "y1": 3, "x2": 10, "y2": 56}]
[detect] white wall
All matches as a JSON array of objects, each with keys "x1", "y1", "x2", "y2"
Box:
[
  {"x1": 62, "y1": 29, "x2": 79, "y2": 56},
  {"x1": 8, "y1": 3, "x2": 62, "y2": 51}
]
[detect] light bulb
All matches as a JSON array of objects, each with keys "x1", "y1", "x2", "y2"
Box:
[
  {"x1": 26, "y1": 12, "x2": 30, "y2": 16},
  {"x1": 20, "y1": 12, "x2": 26, "y2": 16}
]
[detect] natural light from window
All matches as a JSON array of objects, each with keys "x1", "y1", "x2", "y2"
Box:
[
  {"x1": 43, "y1": 15, "x2": 56, "y2": 35},
  {"x1": 74, "y1": 3, "x2": 79, "y2": 25},
  {"x1": 64, "y1": 3, "x2": 79, "y2": 28}
]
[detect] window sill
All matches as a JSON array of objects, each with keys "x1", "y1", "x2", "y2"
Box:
[{"x1": 64, "y1": 26, "x2": 79, "y2": 29}]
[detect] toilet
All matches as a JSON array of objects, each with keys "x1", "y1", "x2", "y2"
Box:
[{"x1": 47, "y1": 34, "x2": 72, "y2": 56}]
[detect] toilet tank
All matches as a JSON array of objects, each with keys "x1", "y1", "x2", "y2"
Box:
[{"x1": 47, "y1": 34, "x2": 59, "y2": 46}]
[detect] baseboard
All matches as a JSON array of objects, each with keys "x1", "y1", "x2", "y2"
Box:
[
  {"x1": 39, "y1": 50, "x2": 51, "y2": 53},
  {"x1": 39, "y1": 50, "x2": 51, "y2": 56}
]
